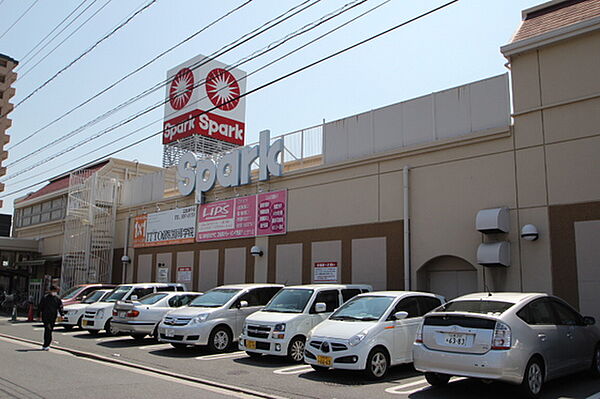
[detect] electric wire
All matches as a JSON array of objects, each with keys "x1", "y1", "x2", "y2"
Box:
[
  {"x1": 8, "y1": 0, "x2": 254, "y2": 150},
  {"x1": 13, "y1": 0, "x2": 156, "y2": 105},
  {"x1": 5, "y1": 0, "x2": 321, "y2": 165},
  {"x1": 16, "y1": 0, "x2": 90, "y2": 70},
  {"x1": 1, "y1": 0, "x2": 459, "y2": 199},
  {"x1": 0, "y1": 0, "x2": 40, "y2": 41},
  {"x1": 8, "y1": 0, "x2": 389, "y2": 189}
]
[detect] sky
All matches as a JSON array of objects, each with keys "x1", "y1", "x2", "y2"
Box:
[{"x1": 0, "y1": 0, "x2": 541, "y2": 214}]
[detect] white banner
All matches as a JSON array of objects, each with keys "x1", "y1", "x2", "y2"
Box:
[{"x1": 133, "y1": 206, "x2": 196, "y2": 248}]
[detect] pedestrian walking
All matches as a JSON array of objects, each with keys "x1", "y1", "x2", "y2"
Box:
[{"x1": 38, "y1": 286, "x2": 64, "y2": 351}]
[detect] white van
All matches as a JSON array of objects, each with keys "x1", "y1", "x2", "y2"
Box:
[
  {"x1": 81, "y1": 283, "x2": 185, "y2": 335},
  {"x1": 239, "y1": 284, "x2": 371, "y2": 362}
]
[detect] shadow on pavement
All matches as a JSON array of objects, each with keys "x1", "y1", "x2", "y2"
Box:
[
  {"x1": 97, "y1": 338, "x2": 153, "y2": 348},
  {"x1": 233, "y1": 355, "x2": 297, "y2": 369},
  {"x1": 298, "y1": 363, "x2": 420, "y2": 386},
  {"x1": 15, "y1": 348, "x2": 45, "y2": 352}
]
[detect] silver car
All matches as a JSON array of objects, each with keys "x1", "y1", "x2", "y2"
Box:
[
  {"x1": 111, "y1": 291, "x2": 202, "y2": 340},
  {"x1": 413, "y1": 292, "x2": 600, "y2": 398}
]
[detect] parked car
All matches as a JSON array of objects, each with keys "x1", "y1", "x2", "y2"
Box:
[
  {"x1": 58, "y1": 289, "x2": 112, "y2": 330},
  {"x1": 81, "y1": 283, "x2": 186, "y2": 335},
  {"x1": 111, "y1": 291, "x2": 202, "y2": 340},
  {"x1": 413, "y1": 292, "x2": 600, "y2": 398},
  {"x1": 304, "y1": 291, "x2": 443, "y2": 379},
  {"x1": 240, "y1": 284, "x2": 372, "y2": 362},
  {"x1": 157, "y1": 284, "x2": 283, "y2": 352},
  {"x1": 60, "y1": 283, "x2": 116, "y2": 306}
]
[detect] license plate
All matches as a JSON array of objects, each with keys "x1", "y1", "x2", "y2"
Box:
[
  {"x1": 246, "y1": 340, "x2": 256, "y2": 350},
  {"x1": 119, "y1": 311, "x2": 127, "y2": 318},
  {"x1": 82, "y1": 320, "x2": 91, "y2": 327},
  {"x1": 444, "y1": 333, "x2": 468, "y2": 347},
  {"x1": 317, "y1": 355, "x2": 332, "y2": 367},
  {"x1": 165, "y1": 329, "x2": 175, "y2": 338}
]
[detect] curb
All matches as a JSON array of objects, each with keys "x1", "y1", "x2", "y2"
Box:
[{"x1": 0, "y1": 332, "x2": 287, "y2": 399}]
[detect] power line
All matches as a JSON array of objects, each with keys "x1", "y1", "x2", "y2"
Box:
[
  {"x1": 17, "y1": 0, "x2": 91, "y2": 69},
  {"x1": 1, "y1": 0, "x2": 459, "y2": 200},
  {"x1": 8, "y1": 0, "x2": 389, "y2": 190},
  {"x1": 6, "y1": 0, "x2": 321, "y2": 164},
  {"x1": 0, "y1": 0, "x2": 40, "y2": 41},
  {"x1": 10, "y1": 0, "x2": 157, "y2": 112},
  {"x1": 8, "y1": 0, "x2": 254, "y2": 150}
]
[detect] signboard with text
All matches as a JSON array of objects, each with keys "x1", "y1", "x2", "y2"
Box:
[
  {"x1": 313, "y1": 262, "x2": 338, "y2": 283},
  {"x1": 176, "y1": 266, "x2": 192, "y2": 283},
  {"x1": 133, "y1": 206, "x2": 196, "y2": 248},
  {"x1": 197, "y1": 190, "x2": 287, "y2": 242}
]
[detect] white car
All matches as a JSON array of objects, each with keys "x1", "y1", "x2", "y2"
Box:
[
  {"x1": 59, "y1": 289, "x2": 112, "y2": 330},
  {"x1": 157, "y1": 284, "x2": 283, "y2": 352},
  {"x1": 82, "y1": 283, "x2": 186, "y2": 335},
  {"x1": 239, "y1": 284, "x2": 372, "y2": 362},
  {"x1": 111, "y1": 291, "x2": 202, "y2": 340},
  {"x1": 304, "y1": 291, "x2": 443, "y2": 379}
]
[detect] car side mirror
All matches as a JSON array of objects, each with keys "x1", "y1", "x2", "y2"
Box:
[
  {"x1": 583, "y1": 316, "x2": 596, "y2": 326},
  {"x1": 81, "y1": 295, "x2": 87, "y2": 301},
  {"x1": 394, "y1": 311, "x2": 408, "y2": 321},
  {"x1": 130, "y1": 295, "x2": 138, "y2": 301},
  {"x1": 239, "y1": 300, "x2": 248, "y2": 309},
  {"x1": 315, "y1": 302, "x2": 326, "y2": 313}
]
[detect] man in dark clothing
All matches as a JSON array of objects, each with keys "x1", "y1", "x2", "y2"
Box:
[{"x1": 38, "y1": 286, "x2": 64, "y2": 350}]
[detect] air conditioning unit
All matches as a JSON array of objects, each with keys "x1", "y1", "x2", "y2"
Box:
[
  {"x1": 477, "y1": 242, "x2": 510, "y2": 267},
  {"x1": 476, "y1": 207, "x2": 510, "y2": 234}
]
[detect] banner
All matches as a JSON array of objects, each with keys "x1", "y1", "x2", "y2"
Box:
[
  {"x1": 197, "y1": 190, "x2": 287, "y2": 242},
  {"x1": 133, "y1": 206, "x2": 196, "y2": 248}
]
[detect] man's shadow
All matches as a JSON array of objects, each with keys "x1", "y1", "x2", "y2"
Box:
[{"x1": 15, "y1": 348, "x2": 45, "y2": 352}]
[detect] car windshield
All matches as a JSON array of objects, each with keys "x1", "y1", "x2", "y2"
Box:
[
  {"x1": 189, "y1": 289, "x2": 241, "y2": 308},
  {"x1": 139, "y1": 293, "x2": 168, "y2": 305},
  {"x1": 60, "y1": 286, "x2": 82, "y2": 300},
  {"x1": 436, "y1": 300, "x2": 514, "y2": 315},
  {"x1": 82, "y1": 290, "x2": 105, "y2": 304},
  {"x1": 330, "y1": 295, "x2": 394, "y2": 321},
  {"x1": 263, "y1": 289, "x2": 314, "y2": 313},
  {"x1": 103, "y1": 286, "x2": 132, "y2": 303}
]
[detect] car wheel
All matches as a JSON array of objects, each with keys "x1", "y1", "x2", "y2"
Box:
[
  {"x1": 208, "y1": 326, "x2": 231, "y2": 353},
  {"x1": 63, "y1": 325, "x2": 73, "y2": 331},
  {"x1": 131, "y1": 334, "x2": 146, "y2": 341},
  {"x1": 287, "y1": 336, "x2": 305, "y2": 363},
  {"x1": 170, "y1": 343, "x2": 188, "y2": 349},
  {"x1": 246, "y1": 351, "x2": 262, "y2": 359},
  {"x1": 77, "y1": 316, "x2": 83, "y2": 329},
  {"x1": 310, "y1": 365, "x2": 328, "y2": 372},
  {"x1": 105, "y1": 319, "x2": 118, "y2": 336},
  {"x1": 521, "y1": 357, "x2": 544, "y2": 398},
  {"x1": 425, "y1": 372, "x2": 451, "y2": 386},
  {"x1": 365, "y1": 348, "x2": 389, "y2": 380},
  {"x1": 591, "y1": 344, "x2": 600, "y2": 377},
  {"x1": 87, "y1": 329, "x2": 100, "y2": 335}
]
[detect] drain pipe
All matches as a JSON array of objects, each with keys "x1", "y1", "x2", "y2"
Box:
[
  {"x1": 122, "y1": 215, "x2": 131, "y2": 283},
  {"x1": 403, "y1": 166, "x2": 411, "y2": 290}
]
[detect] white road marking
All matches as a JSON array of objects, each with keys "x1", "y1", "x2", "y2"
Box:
[
  {"x1": 32, "y1": 327, "x2": 44, "y2": 331},
  {"x1": 196, "y1": 351, "x2": 246, "y2": 360},
  {"x1": 385, "y1": 377, "x2": 466, "y2": 395},
  {"x1": 94, "y1": 336, "x2": 132, "y2": 342},
  {"x1": 273, "y1": 364, "x2": 314, "y2": 375},
  {"x1": 586, "y1": 393, "x2": 600, "y2": 399},
  {"x1": 138, "y1": 343, "x2": 172, "y2": 350},
  {"x1": 58, "y1": 330, "x2": 83, "y2": 335}
]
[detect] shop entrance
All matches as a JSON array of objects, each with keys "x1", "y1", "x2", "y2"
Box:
[{"x1": 417, "y1": 255, "x2": 478, "y2": 300}]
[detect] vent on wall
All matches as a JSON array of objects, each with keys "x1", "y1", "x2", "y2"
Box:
[
  {"x1": 476, "y1": 207, "x2": 510, "y2": 234},
  {"x1": 477, "y1": 242, "x2": 510, "y2": 267}
]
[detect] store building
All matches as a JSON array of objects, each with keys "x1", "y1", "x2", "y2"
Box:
[
  {"x1": 0, "y1": 53, "x2": 18, "y2": 207},
  {"x1": 13, "y1": 0, "x2": 600, "y2": 320}
]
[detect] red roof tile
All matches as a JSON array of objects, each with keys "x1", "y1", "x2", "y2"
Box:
[
  {"x1": 15, "y1": 161, "x2": 109, "y2": 203},
  {"x1": 512, "y1": 0, "x2": 600, "y2": 42}
]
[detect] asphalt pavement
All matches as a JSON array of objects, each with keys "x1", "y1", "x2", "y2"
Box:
[{"x1": 1, "y1": 318, "x2": 599, "y2": 399}]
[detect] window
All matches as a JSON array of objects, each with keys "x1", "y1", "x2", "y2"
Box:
[
  {"x1": 0, "y1": 59, "x2": 6, "y2": 67},
  {"x1": 341, "y1": 289, "x2": 361, "y2": 302},
  {"x1": 389, "y1": 297, "x2": 420, "y2": 320},
  {"x1": 517, "y1": 299, "x2": 557, "y2": 325},
  {"x1": 550, "y1": 300, "x2": 584, "y2": 326},
  {"x1": 169, "y1": 294, "x2": 196, "y2": 307},
  {"x1": 15, "y1": 196, "x2": 67, "y2": 227},
  {"x1": 157, "y1": 285, "x2": 177, "y2": 292},
  {"x1": 237, "y1": 289, "x2": 261, "y2": 307},
  {"x1": 0, "y1": 75, "x2": 5, "y2": 83},
  {"x1": 256, "y1": 287, "x2": 282, "y2": 305},
  {"x1": 438, "y1": 300, "x2": 514, "y2": 315},
  {"x1": 310, "y1": 290, "x2": 340, "y2": 313},
  {"x1": 417, "y1": 296, "x2": 443, "y2": 315},
  {"x1": 140, "y1": 293, "x2": 167, "y2": 305},
  {"x1": 131, "y1": 287, "x2": 154, "y2": 299}
]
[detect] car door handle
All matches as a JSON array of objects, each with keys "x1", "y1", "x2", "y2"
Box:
[{"x1": 538, "y1": 333, "x2": 547, "y2": 342}]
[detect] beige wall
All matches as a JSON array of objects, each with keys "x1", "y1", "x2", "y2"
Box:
[
  {"x1": 275, "y1": 243, "x2": 303, "y2": 285},
  {"x1": 198, "y1": 249, "x2": 218, "y2": 292}
]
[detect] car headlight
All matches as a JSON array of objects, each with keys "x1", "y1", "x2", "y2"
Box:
[
  {"x1": 191, "y1": 313, "x2": 209, "y2": 324},
  {"x1": 97, "y1": 309, "x2": 105, "y2": 319},
  {"x1": 348, "y1": 330, "x2": 368, "y2": 346},
  {"x1": 273, "y1": 323, "x2": 286, "y2": 332}
]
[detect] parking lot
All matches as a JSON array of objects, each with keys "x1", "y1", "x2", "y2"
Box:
[{"x1": 1, "y1": 319, "x2": 598, "y2": 399}]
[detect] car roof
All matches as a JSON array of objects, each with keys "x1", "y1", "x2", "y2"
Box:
[
  {"x1": 451, "y1": 292, "x2": 546, "y2": 304},
  {"x1": 214, "y1": 283, "x2": 284, "y2": 290},
  {"x1": 154, "y1": 291, "x2": 202, "y2": 296},
  {"x1": 117, "y1": 283, "x2": 185, "y2": 287},
  {"x1": 356, "y1": 291, "x2": 440, "y2": 298},
  {"x1": 283, "y1": 284, "x2": 371, "y2": 290}
]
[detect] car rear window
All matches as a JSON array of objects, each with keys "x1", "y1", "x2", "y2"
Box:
[
  {"x1": 139, "y1": 293, "x2": 168, "y2": 305},
  {"x1": 437, "y1": 300, "x2": 514, "y2": 315}
]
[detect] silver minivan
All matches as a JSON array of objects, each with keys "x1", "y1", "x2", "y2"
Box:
[{"x1": 413, "y1": 292, "x2": 600, "y2": 398}]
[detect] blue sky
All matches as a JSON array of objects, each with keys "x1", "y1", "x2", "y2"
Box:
[{"x1": 0, "y1": 0, "x2": 540, "y2": 213}]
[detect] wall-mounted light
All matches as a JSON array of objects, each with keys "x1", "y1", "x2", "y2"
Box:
[
  {"x1": 520, "y1": 224, "x2": 539, "y2": 241},
  {"x1": 250, "y1": 246, "x2": 263, "y2": 257}
]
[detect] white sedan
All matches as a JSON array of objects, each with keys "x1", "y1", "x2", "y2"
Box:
[
  {"x1": 304, "y1": 291, "x2": 443, "y2": 379},
  {"x1": 59, "y1": 289, "x2": 112, "y2": 330},
  {"x1": 111, "y1": 291, "x2": 202, "y2": 340}
]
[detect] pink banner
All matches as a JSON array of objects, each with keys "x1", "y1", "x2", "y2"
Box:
[{"x1": 197, "y1": 190, "x2": 287, "y2": 242}]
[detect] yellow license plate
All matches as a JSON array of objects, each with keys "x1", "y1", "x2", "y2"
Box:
[
  {"x1": 317, "y1": 355, "x2": 332, "y2": 367},
  {"x1": 82, "y1": 320, "x2": 90, "y2": 327},
  {"x1": 246, "y1": 340, "x2": 256, "y2": 350}
]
